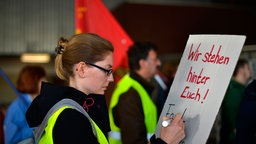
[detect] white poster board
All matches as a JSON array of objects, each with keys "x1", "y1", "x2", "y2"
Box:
[{"x1": 155, "y1": 35, "x2": 246, "y2": 144}]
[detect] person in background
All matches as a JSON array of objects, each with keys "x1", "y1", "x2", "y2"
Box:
[
  {"x1": 236, "y1": 79, "x2": 256, "y2": 143},
  {"x1": 151, "y1": 60, "x2": 179, "y2": 118},
  {"x1": 0, "y1": 108, "x2": 4, "y2": 144},
  {"x1": 4, "y1": 65, "x2": 46, "y2": 144},
  {"x1": 220, "y1": 58, "x2": 252, "y2": 144},
  {"x1": 109, "y1": 41, "x2": 185, "y2": 144},
  {"x1": 25, "y1": 34, "x2": 184, "y2": 144},
  {"x1": 0, "y1": 105, "x2": 8, "y2": 144},
  {"x1": 161, "y1": 60, "x2": 179, "y2": 87},
  {"x1": 151, "y1": 69, "x2": 169, "y2": 118}
]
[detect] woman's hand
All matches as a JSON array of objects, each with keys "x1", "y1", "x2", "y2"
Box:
[{"x1": 159, "y1": 113, "x2": 185, "y2": 144}]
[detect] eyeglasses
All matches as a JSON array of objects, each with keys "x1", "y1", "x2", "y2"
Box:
[{"x1": 85, "y1": 61, "x2": 113, "y2": 76}]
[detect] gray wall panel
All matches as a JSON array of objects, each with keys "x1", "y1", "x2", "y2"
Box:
[{"x1": 0, "y1": 0, "x2": 74, "y2": 55}]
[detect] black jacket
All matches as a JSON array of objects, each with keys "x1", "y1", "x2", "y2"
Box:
[
  {"x1": 26, "y1": 82, "x2": 110, "y2": 144},
  {"x1": 236, "y1": 79, "x2": 256, "y2": 144}
]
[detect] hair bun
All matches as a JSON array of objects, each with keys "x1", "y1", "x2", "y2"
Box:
[{"x1": 55, "y1": 37, "x2": 68, "y2": 54}]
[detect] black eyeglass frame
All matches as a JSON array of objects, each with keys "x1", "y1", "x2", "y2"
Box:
[{"x1": 85, "y1": 61, "x2": 113, "y2": 76}]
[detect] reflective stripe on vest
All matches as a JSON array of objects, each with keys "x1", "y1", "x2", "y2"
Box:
[
  {"x1": 108, "y1": 74, "x2": 157, "y2": 144},
  {"x1": 108, "y1": 131, "x2": 153, "y2": 141},
  {"x1": 39, "y1": 106, "x2": 109, "y2": 144}
]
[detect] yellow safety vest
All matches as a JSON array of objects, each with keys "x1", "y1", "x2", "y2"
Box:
[
  {"x1": 108, "y1": 74, "x2": 157, "y2": 144},
  {"x1": 38, "y1": 105, "x2": 109, "y2": 144}
]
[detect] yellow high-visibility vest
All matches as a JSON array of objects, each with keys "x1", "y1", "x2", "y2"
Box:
[
  {"x1": 39, "y1": 105, "x2": 109, "y2": 144},
  {"x1": 108, "y1": 74, "x2": 157, "y2": 144}
]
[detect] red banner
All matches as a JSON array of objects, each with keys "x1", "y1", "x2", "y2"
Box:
[{"x1": 75, "y1": 0, "x2": 133, "y2": 70}]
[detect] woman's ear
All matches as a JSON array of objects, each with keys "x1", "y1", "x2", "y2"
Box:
[{"x1": 76, "y1": 62, "x2": 87, "y2": 78}]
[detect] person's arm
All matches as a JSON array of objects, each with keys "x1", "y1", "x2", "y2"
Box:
[
  {"x1": 117, "y1": 90, "x2": 148, "y2": 144},
  {"x1": 4, "y1": 103, "x2": 24, "y2": 144},
  {"x1": 150, "y1": 114, "x2": 185, "y2": 144},
  {"x1": 150, "y1": 135, "x2": 168, "y2": 144},
  {"x1": 225, "y1": 88, "x2": 243, "y2": 133},
  {"x1": 4, "y1": 118, "x2": 19, "y2": 144}
]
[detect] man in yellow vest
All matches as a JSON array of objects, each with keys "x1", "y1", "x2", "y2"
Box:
[{"x1": 109, "y1": 42, "x2": 163, "y2": 144}]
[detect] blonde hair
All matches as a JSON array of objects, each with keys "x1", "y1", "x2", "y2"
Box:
[{"x1": 55, "y1": 33, "x2": 114, "y2": 81}]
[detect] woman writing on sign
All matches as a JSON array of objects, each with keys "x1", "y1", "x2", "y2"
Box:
[{"x1": 26, "y1": 33, "x2": 185, "y2": 143}]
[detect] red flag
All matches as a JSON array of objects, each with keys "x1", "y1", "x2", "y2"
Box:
[{"x1": 75, "y1": 0, "x2": 133, "y2": 71}]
